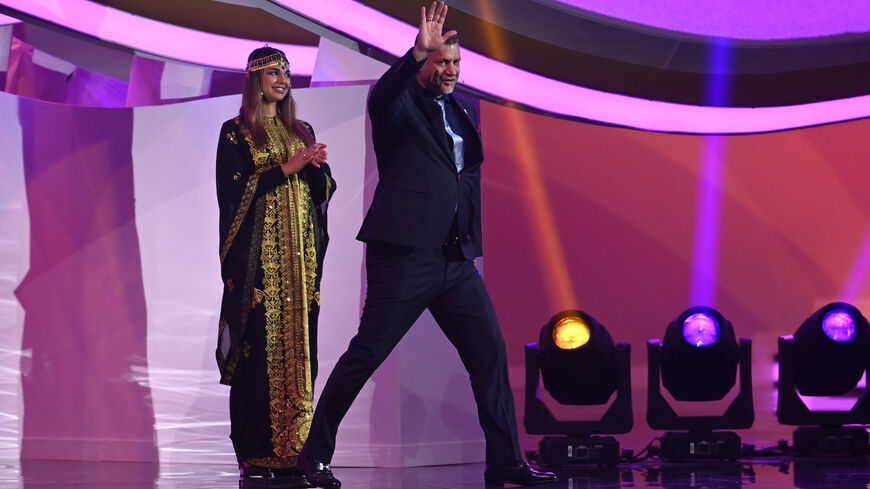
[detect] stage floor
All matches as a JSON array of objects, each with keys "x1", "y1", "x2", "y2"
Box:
[{"x1": 3, "y1": 457, "x2": 869, "y2": 488}]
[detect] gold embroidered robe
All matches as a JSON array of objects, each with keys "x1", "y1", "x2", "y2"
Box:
[{"x1": 215, "y1": 116, "x2": 335, "y2": 466}]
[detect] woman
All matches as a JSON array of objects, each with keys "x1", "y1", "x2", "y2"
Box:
[{"x1": 215, "y1": 46, "x2": 335, "y2": 480}]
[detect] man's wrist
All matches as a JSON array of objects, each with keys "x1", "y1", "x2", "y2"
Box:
[{"x1": 412, "y1": 45, "x2": 430, "y2": 62}]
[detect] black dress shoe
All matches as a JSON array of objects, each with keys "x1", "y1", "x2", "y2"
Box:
[
  {"x1": 297, "y1": 455, "x2": 341, "y2": 488},
  {"x1": 484, "y1": 461, "x2": 557, "y2": 486}
]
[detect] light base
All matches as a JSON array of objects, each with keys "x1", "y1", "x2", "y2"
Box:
[
  {"x1": 793, "y1": 426, "x2": 869, "y2": 457},
  {"x1": 537, "y1": 435, "x2": 621, "y2": 466},
  {"x1": 660, "y1": 431, "x2": 741, "y2": 462}
]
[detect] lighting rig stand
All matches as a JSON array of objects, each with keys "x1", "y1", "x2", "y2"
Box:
[
  {"x1": 647, "y1": 338, "x2": 754, "y2": 462},
  {"x1": 524, "y1": 342, "x2": 632, "y2": 466},
  {"x1": 777, "y1": 335, "x2": 870, "y2": 457}
]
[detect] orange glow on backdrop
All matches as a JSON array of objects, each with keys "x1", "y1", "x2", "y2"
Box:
[
  {"x1": 474, "y1": 0, "x2": 577, "y2": 311},
  {"x1": 482, "y1": 99, "x2": 870, "y2": 361}
]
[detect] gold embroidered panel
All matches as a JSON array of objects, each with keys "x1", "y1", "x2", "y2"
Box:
[{"x1": 256, "y1": 117, "x2": 318, "y2": 458}]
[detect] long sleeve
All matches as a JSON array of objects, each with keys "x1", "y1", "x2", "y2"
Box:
[
  {"x1": 368, "y1": 48, "x2": 426, "y2": 124},
  {"x1": 216, "y1": 121, "x2": 249, "y2": 250},
  {"x1": 297, "y1": 122, "x2": 337, "y2": 207},
  {"x1": 216, "y1": 119, "x2": 286, "y2": 254}
]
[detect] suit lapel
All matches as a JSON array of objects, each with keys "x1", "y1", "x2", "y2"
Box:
[
  {"x1": 451, "y1": 96, "x2": 483, "y2": 170},
  {"x1": 412, "y1": 90, "x2": 458, "y2": 168}
]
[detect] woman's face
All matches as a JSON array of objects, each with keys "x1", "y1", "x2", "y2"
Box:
[{"x1": 260, "y1": 65, "x2": 291, "y2": 103}]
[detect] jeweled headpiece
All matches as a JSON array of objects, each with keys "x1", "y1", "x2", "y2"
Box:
[{"x1": 246, "y1": 46, "x2": 289, "y2": 72}]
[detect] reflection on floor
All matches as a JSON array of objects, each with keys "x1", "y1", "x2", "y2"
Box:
[{"x1": 3, "y1": 457, "x2": 870, "y2": 488}]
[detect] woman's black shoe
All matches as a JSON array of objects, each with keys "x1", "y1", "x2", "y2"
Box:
[{"x1": 239, "y1": 462, "x2": 271, "y2": 479}]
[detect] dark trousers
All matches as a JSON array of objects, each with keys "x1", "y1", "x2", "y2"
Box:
[{"x1": 301, "y1": 242, "x2": 522, "y2": 466}]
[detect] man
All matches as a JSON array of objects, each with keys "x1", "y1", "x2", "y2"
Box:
[{"x1": 297, "y1": 3, "x2": 557, "y2": 487}]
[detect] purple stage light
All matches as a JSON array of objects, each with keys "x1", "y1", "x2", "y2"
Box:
[
  {"x1": 822, "y1": 309, "x2": 856, "y2": 342},
  {"x1": 10, "y1": 0, "x2": 870, "y2": 133},
  {"x1": 275, "y1": 0, "x2": 870, "y2": 134},
  {"x1": 688, "y1": 40, "x2": 732, "y2": 306},
  {"x1": 0, "y1": 0, "x2": 317, "y2": 73},
  {"x1": 549, "y1": 0, "x2": 870, "y2": 40},
  {"x1": 682, "y1": 313, "x2": 720, "y2": 347},
  {"x1": 840, "y1": 228, "x2": 870, "y2": 303}
]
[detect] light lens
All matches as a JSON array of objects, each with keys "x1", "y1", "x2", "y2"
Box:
[
  {"x1": 553, "y1": 317, "x2": 590, "y2": 350},
  {"x1": 682, "y1": 313, "x2": 720, "y2": 347},
  {"x1": 822, "y1": 309, "x2": 855, "y2": 342}
]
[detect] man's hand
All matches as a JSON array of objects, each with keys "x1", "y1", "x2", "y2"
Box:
[{"x1": 412, "y1": 2, "x2": 458, "y2": 61}]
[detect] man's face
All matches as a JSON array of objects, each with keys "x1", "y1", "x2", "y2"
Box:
[{"x1": 416, "y1": 43, "x2": 460, "y2": 96}]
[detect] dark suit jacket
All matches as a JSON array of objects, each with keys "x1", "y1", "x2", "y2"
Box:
[{"x1": 357, "y1": 48, "x2": 484, "y2": 259}]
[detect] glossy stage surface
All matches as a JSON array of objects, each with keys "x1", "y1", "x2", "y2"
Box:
[{"x1": 4, "y1": 458, "x2": 870, "y2": 489}]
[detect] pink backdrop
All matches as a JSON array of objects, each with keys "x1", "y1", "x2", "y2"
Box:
[
  {"x1": 481, "y1": 100, "x2": 870, "y2": 451},
  {"x1": 14, "y1": 99, "x2": 157, "y2": 461}
]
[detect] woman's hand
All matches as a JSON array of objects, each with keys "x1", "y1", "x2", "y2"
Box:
[{"x1": 281, "y1": 143, "x2": 328, "y2": 176}]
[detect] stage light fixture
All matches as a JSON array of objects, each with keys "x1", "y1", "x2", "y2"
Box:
[
  {"x1": 777, "y1": 302, "x2": 870, "y2": 457},
  {"x1": 647, "y1": 306, "x2": 754, "y2": 462},
  {"x1": 525, "y1": 310, "x2": 632, "y2": 466}
]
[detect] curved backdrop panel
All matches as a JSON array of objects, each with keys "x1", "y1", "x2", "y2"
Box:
[{"x1": 0, "y1": 82, "x2": 484, "y2": 466}]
